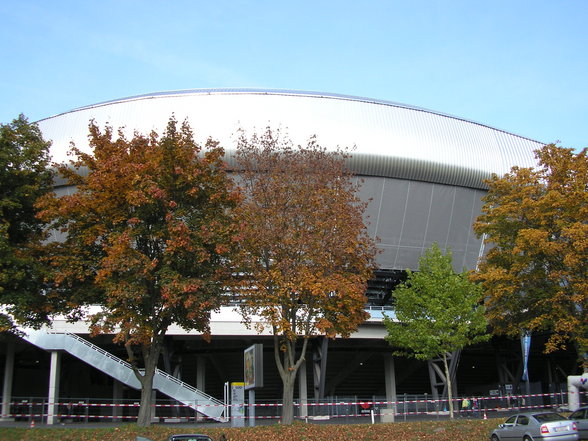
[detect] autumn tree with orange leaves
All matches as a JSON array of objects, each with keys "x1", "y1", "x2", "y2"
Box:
[
  {"x1": 37, "y1": 117, "x2": 241, "y2": 426},
  {"x1": 473, "y1": 144, "x2": 587, "y2": 371},
  {"x1": 233, "y1": 128, "x2": 378, "y2": 424}
]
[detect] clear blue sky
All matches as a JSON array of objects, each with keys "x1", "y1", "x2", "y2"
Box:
[{"x1": 1, "y1": 0, "x2": 586, "y2": 149}]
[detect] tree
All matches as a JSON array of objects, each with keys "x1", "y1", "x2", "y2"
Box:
[
  {"x1": 473, "y1": 144, "x2": 587, "y2": 370},
  {"x1": 383, "y1": 243, "x2": 488, "y2": 419},
  {"x1": 36, "y1": 117, "x2": 242, "y2": 426},
  {"x1": 0, "y1": 115, "x2": 54, "y2": 332},
  {"x1": 232, "y1": 127, "x2": 378, "y2": 425}
]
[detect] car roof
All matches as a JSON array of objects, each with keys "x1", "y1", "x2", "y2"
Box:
[{"x1": 508, "y1": 412, "x2": 563, "y2": 418}]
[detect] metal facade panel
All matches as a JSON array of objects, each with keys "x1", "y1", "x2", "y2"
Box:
[
  {"x1": 356, "y1": 175, "x2": 384, "y2": 239},
  {"x1": 398, "y1": 180, "x2": 432, "y2": 248},
  {"x1": 359, "y1": 176, "x2": 484, "y2": 271},
  {"x1": 373, "y1": 179, "x2": 409, "y2": 247},
  {"x1": 424, "y1": 184, "x2": 455, "y2": 249},
  {"x1": 48, "y1": 173, "x2": 486, "y2": 272}
]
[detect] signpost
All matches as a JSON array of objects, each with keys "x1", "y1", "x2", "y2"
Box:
[
  {"x1": 230, "y1": 382, "x2": 245, "y2": 427},
  {"x1": 244, "y1": 344, "x2": 263, "y2": 426}
]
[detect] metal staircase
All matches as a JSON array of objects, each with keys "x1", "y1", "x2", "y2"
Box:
[{"x1": 21, "y1": 329, "x2": 226, "y2": 421}]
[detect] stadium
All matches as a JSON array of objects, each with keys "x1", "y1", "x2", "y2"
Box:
[{"x1": 0, "y1": 89, "x2": 581, "y2": 423}]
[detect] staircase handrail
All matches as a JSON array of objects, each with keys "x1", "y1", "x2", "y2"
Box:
[{"x1": 39, "y1": 331, "x2": 224, "y2": 409}]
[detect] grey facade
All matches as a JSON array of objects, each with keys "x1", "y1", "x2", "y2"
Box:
[{"x1": 37, "y1": 88, "x2": 543, "y2": 273}]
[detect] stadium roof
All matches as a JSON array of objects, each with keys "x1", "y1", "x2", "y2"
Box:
[{"x1": 38, "y1": 88, "x2": 543, "y2": 189}]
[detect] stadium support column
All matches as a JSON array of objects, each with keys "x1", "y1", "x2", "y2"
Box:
[
  {"x1": 383, "y1": 354, "x2": 397, "y2": 422},
  {"x1": 313, "y1": 338, "x2": 328, "y2": 400},
  {"x1": 197, "y1": 356, "x2": 206, "y2": 392},
  {"x1": 1, "y1": 341, "x2": 15, "y2": 421},
  {"x1": 298, "y1": 359, "x2": 308, "y2": 419},
  {"x1": 151, "y1": 390, "x2": 157, "y2": 422},
  {"x1": 112, "y1": 380, "x2": 123, "y2": 421},
  {"x1": 428, "y1": 350, "x2": 461, "y2": 412},
  {"x1": 47, "y1": 351, "x2": 61, "y2": 425},
  {"x1": 196, "y1": 356, "x2": 206, "y2": 421}
]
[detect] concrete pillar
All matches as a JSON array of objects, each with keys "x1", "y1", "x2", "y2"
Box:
[
  {"x1": 151, "y1": 390, "x2": 157, "y2": 422},
  {"x1": 1, "y1": 341, "x2": 15, "y2": 421},
  {"x1": 382, "y1": 354, "x2": 397, "y2": 422},
  {"x1": 47, "y1": 351, "x2": 61, "y2": 425},
  {"x1": 298, "y1": 360, "x2": 308, "y2": 419},
  {"x1": 196, "y1": 356, "x2": 206, "y2": 393},
  {"x1": 112, "y1": 380, "x2": 123, "y2": 421},
  {"x1": 196, "y1": 356, "x2": 206, "y2": 421}
]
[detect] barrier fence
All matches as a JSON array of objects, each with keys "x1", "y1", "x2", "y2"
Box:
[{"x1": 1, "y1": 391, "x2": 586, "y2": 424}]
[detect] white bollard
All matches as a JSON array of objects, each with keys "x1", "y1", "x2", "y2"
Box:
[{"x1": 567, "y1": 373, "x2": 588, "y2": 411}]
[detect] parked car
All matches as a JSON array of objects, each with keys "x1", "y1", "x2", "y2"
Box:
[
  {"x1": 136, "y1": 435, "x2": 213, "y2": 441},
  {"x1": 569, "y1": 407, "x2": 588, "y2": 440},
  {"x1": 490, "y1": 412, "x2": 578, "y2": 441}
]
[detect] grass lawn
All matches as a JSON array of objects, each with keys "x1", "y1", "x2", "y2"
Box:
[{"x1": 0, "y1": 418, "x2": 499, "y2": 441}]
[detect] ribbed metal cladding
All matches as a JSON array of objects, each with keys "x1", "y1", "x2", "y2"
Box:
[
  {"x1": 38, "y1": 89, "x2": 543, "y2": 191},
  {"x1": 37, "y1": 89, "x2": 546, "y2": 271}
]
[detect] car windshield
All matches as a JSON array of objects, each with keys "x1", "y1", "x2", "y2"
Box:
[
  {"x1": 533, "y1": 413, "x2": 566, "y2": 422},
  {"x1": 171, "y1": 436, "x2": 211, "y2": 441}
]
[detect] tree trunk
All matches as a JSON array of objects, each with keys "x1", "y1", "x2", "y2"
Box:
[
  {"x1": 443, "y1": 353, "x2": 454, "y2": 419},
  {"x1": 273, "y1": 335, "x2": 309, "y2": 425},
  {"x1": 130, "y1": 336, "x2": 164, "y2": 427},
  {"x1": 137, "y1": 372, "x2": 155, "y2": 427},
  {"x1": 281, "y1": 371, "x2": 296, "y2": 424}
]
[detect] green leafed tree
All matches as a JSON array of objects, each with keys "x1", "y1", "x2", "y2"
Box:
[
  {"x1": 384, "y1": 243, "x2": 488, "y2": 418},
  {"x1": 473, "y1": 144, "x2": 587, "y2": 370},
  {"x1": 0, "y1": 115, "x2": 54, "y2": 332},
  {"x1": 36, "y1": 117, "x2": 242, "y2": 427}
]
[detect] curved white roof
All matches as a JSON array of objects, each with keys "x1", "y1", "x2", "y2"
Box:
[{"x1": 37, "y1": 88, "x2": 543, "y2": 189}]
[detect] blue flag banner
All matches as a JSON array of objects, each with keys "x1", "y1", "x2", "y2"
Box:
[{"x1": 521, "y1": 332, "x2": 531, "y2": 382}]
